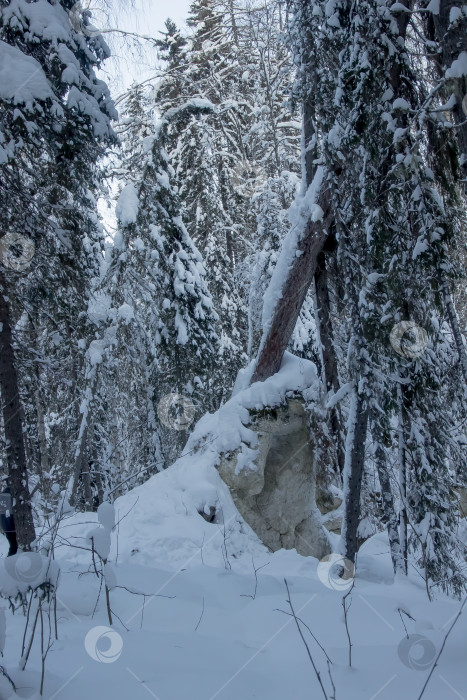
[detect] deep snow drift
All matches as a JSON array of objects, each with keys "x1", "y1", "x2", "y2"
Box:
[{"x1": 0, "y1": 452, "x2": 466, "y2": 699}]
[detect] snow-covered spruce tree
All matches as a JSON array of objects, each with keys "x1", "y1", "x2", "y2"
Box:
[
  {"x1": 254, "y1": 0, "x2": 466, "y2": 592},
  {"x1": 319, "y1": 0, "x2": 466, "y2": 591},
  {"x1": 174, "y1": 113, "x2": 248, "y2": 406},
  {"x1": 76, "y1": 101, "x2": 220, "y2": 489},
  {"x1": 242, "y1": 0, "x2": 301, "y2": 185},
  {"x1": 117, "y1": 81, "x2": 155, "y2": 181},
  {"x1": 155, "y1": 6, "x2": 251, "y2": 400},
  {"x1": 153, "y1": 3, "x2": 304, "y2": 399},
  {"x1": 420, "y1": 1, "x2": 467, "y2": 373},
  {"x1": 122, "y1": 104, "x2": 219, "y2": 463},
  {"x1": 0, "y1": 0, "x2": 116, "y2": 541},
  {"x1": 248, "y1": 181, "x2": 284, "y2": 359}
]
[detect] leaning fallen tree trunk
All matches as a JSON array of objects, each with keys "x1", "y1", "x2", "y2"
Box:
[{"x1": 251, "y1": 173, "x2": 334, "y2": 384}]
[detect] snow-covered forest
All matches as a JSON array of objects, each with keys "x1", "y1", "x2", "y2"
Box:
[{"x1": 0, "y1": 0, "x2": 466, "y2": 698}]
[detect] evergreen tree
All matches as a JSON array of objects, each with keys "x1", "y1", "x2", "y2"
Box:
[
  {"x1": 279, "y1": 0, "x2": 466, "y2": 592},
  {"x1": 80, "y1": 102, "x2": 220, "y2": 486},
  {"x1": 0, "y1": 0, "x2": 116, "y2": 539}
]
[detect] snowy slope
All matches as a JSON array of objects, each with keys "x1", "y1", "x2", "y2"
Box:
[
  {"x1": 0, "y1": 465, "x2": 466, "y2": 700},
  {"x1": 0, "y1": 353, "x2": 465, "y2": 699}
]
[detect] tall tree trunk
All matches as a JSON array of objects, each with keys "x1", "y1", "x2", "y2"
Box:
[
  {"x1": 71, "y1": 415, "x2": 89, "y2": 508},
  {"x1": 315, "y1": 251, "x2": 345, "y2": 475},
  {"x1": 0, "y1": 272, "x2": 36, "y2": 549},
  {"x1": 372, "y1": 420, "x2": 403, "y2": 574},
  {"x1": 340, "y1": 387, "x2": 368, "y2": 564},
  {"x1": 431, "y1": 0, "x2": 467, "y2": 195},
  {"x1": 440, "y1": 274, "x2": 467, "y2": 385},
  {"x1": 304, "y1": 86, "x2": 345, "y2": 476},
  {"x1": 70, "y1": 423, "x2": 93, "y2": 509},
  {"x1": 397, "y1": 383, "x2": 408, "y2": 575}
]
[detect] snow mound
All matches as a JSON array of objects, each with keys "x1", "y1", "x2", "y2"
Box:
[
  {"x1": 58, "y1": 353, "x2": 318, "y2": 572},
  {"x1": 56, "y1": 457, "x2": 267, "y2": 573},
  {"x1": 115, "y1": 183, "x2": 139, "y2": 225}
]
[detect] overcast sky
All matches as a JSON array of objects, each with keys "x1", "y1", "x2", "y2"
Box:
[{"x1": 98, "y1": 0, "x2": 192, "y2": 97}]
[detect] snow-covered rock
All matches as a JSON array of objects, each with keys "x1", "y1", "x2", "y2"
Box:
[{"x1": 218, "y1": 398, "x2": 331, "y2": 559}]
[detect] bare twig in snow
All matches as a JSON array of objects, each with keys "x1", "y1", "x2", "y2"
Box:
[
  {"x1": 342, "y1": 577, "x2": 355, "y2": 667},
  {"x1": 284, "y1": 579, "x2": 329, "y2": 700},
  {"x1": 397, "y1": 607, "x2": 416, "y2": 639},
  {"x1": 241, "y1": 556, "x2": 269, "y2": 600},
  {"x1": 194, "y1": 597, "x2": 205, "y2": 632},
  {"x1": 417, "y1": 596, "x2": 466, "y2": 700}
]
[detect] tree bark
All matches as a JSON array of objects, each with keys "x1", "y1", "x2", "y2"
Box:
[
  {"x1": 341, "y1": 388, "x2": 368, "y2": 564},
  {"x1": 70, "y1": 422, "x2": 89, "y2": 508},
  {"x1": 372, "y1": 421, "x2": 403, "y2": 573},
  {"x1": 315, "y1": 251, "x2": 345, "y2": 475},
  {"x1": 251, "y1": 175, "x2": 333, "y2": 383},
  {"x1": 432, "y1": 0, "x2": 467, "y2": 195},
  {"x1": 440, "y1": 274, "x2": 467, "y2": 385},
  {"x1": 0, "y1": 272, "x2": 36, "y2": 549},
  {"x1": 397, "y1": 383, "x2": 408, "y2": 575}
]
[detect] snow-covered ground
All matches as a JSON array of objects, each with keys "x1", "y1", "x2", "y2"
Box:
[{"x1": 0, "y1": 460, "x2": 465, "y2": 700}]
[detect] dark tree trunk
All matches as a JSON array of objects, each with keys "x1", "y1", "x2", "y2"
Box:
[
  {"x1": 397, "y1": 383, "x2": 408, "y2": 575},
  {"x1": 440, "y1": 274, "x2": 467, "y2": 385},
  {"x1": 0, "y1": 272, "x2": 36, "y2": 549},
  {"x1": 342, "y1": 389, "x2": 368, "y2": 564},
  {"x1": 372, "y1": 421, "x2": 403, "y2": 573},
  {"x1": 315, "y1": 251, "x2": 345, "y2": 475},
  {"x1": 433, "y1": 0, "x2": 467, "y2": 194},
  {"x1": 71, "y1": 425, "x2": 95, "y2": 511},
  {"x1": 303, "y1": 95, "x2": 318, "y2": 186}
]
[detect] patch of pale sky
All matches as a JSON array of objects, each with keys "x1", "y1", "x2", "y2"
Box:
[
  {"x1": 94, "y1": 0, "x2": 191, "y2": 236},
  {"x1": 96, "y1": 0, "x2": 192, "y2": 98}
]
